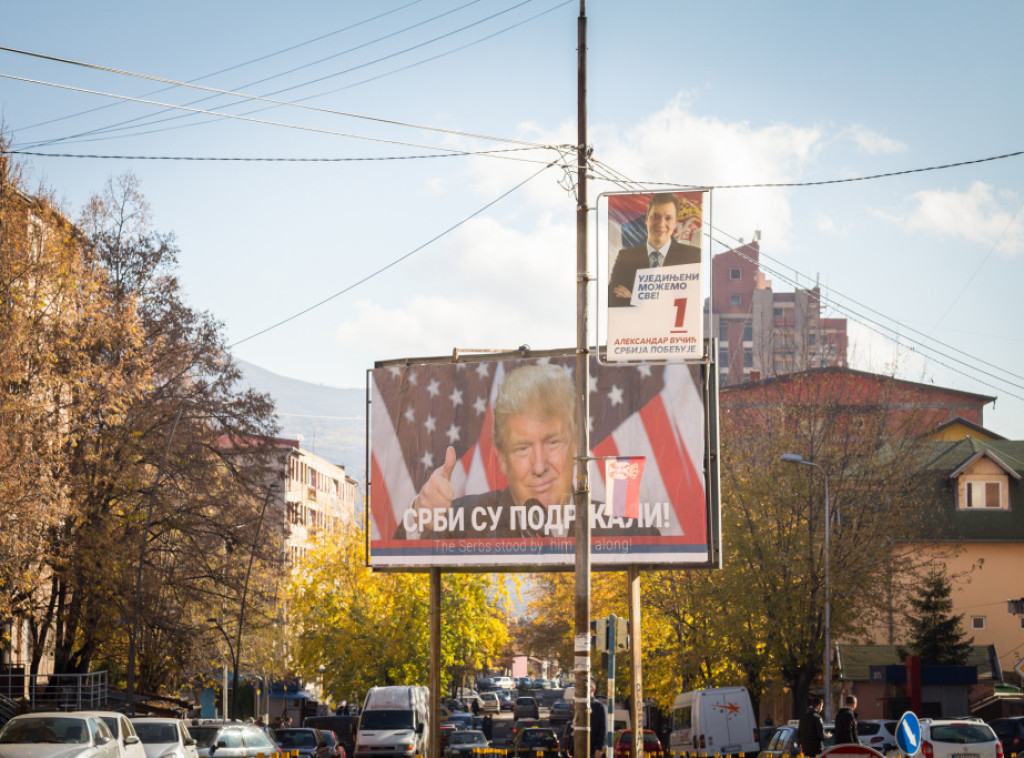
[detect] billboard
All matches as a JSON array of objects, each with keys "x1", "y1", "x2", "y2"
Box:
[
  {"x1": 367, "y1": 351, "x2": 719, "y2": 570},
  {"x1": 605, "y1": 191, "x2": 706, "y2": 363}
]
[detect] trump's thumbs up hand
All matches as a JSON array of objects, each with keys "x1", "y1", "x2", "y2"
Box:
[{"x1": 416, "y1": 445, "x2": 457, "y2": 512}]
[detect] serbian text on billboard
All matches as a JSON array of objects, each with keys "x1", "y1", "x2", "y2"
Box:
[
  {"x1": 368, "y1": 354, "x2": 711, "y2": 570},
  {"x1": 606, "y1": 191, "x2": 705, "y2": 362}
]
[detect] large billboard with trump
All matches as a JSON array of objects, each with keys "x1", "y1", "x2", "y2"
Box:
[{"x1": 367, "y1": 350, "x2": 719, "y2": 571}]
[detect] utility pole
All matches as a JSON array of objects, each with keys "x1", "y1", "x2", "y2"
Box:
[{"x1": 573, "y1": 4, "x2": 592, "y2": 758}]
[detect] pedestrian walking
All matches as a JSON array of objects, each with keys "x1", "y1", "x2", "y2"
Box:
[
  {"x1": 797, "y1": 695, "x2": 825, "y2": 758},
  {"x1": 834, "y1": 696, "x2": 860, "y2": 745}
]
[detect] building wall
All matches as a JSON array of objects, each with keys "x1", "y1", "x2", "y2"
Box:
[{"x1": 280, "y1": 444, "x2": 356, "y2": 567}]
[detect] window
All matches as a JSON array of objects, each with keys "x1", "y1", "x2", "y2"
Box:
[
  {"x1": 1020, "y1": 617, "x2": 1024, "y2": 630},
  {"x1": 971, "y1": 616, "x2": 986, "y2": 630},
  {"x1": 729, "y1": 294, "x2": 742, "y2": 307},
  {"x1": 730, "y1": 267, "x2": 741, "y2": 280},
  {"x1": 743, "y1": 322, "x2": 753, "y2": 341},
  {"x1": 961, "y1": 480, "x2": 1005, "y2": 510},
  {"x1": 743, "y1": 348, "x2": 753, "y2": 367},
  {"x1": 719, "y1": 321, "x2": 729, "y2": 340}
]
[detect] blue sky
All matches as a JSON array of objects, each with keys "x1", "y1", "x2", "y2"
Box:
[{"x1": 3, "y1": 1, "x2": 1024, "y2": 436}]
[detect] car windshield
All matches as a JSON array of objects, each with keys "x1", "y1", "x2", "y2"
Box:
[
  {"x1": 930, "y1": 725, "x2": 995, "y2": 744},
  {"x1": 277, "y1": 731, "x2": 318, "y2": 747},
  {"x1": 0, "y1": 717, "x2": 89, "y2": 744},
  {"x1": 450, "y1": 732, "x2": 486, "y2": 745},
  {"x1": 359, "y1": 711, "x2": 413, "y2": 731},
  {"x1": 135, "y1": 724, "x2": 179, "y2": 744}
]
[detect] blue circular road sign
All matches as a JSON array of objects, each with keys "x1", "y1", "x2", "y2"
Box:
[{"x1": 896, "y1": 711, "x2": 922, "y2": 756}]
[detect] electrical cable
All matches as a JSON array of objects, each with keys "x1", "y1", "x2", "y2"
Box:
[
  {"x1": 590, "y1": 152, "x2": 1024, "y2": 190},
  {"x1": 12, "y1": 0, "x2": 430, "y2": 134},
  {"x1": 0, "y1": 71, "x2": 555, "y2": 156},
  {"x1": 0, "y1": 43, "x2": 546, "y2": 148},
  {"x1": 4, "y1": 145, "x2": 557, "y2": 165},
  {"x1": 10, "y1": 0, "x2": 560, "y2": 151},
  {"x1": 229, "y1": 159, "x2": 557, "y2": 347}
]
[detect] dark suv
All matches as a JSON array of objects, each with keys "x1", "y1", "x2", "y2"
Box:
[
  {"x1": 303, "y1": 716, "x2": 356, "y2": 758},
  {"x1": 989, "y1": 717, "x2": 1024, "y2": 758}
]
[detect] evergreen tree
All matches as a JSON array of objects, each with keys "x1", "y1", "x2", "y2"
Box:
[{"x1": 904, "y1": 570, "x2": 973, "y2": 665}]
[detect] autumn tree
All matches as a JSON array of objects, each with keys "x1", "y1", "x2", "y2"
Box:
[
  {"x1": 1, "y1": 153, "x2": 281, "y2": 690},
  {"x1": 287, "y1": 525, "x2": 512, "y2": 707}
]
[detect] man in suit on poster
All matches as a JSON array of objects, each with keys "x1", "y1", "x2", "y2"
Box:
[{"x1": 608, "y1": 192, "x2": 701, "y2": 307}]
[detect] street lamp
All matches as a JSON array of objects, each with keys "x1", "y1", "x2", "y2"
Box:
[
  {"x1": 781, "y1": 453, "x2": 833, "y2": 722},
  {"x1": 207, "y1": 617, "x2": 237, "y2": 718},
  {"x1": 232, "y1": 481, "x2": 280, "y2": 720}
]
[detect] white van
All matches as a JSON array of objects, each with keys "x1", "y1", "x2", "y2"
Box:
[
  {"x1": 354, "y1": 685, "x2": 429, "y2": 758},
  {"x1": 669, "y1": 687, "x2": 759, "y2": 757}
]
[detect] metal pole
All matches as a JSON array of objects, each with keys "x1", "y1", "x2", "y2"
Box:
[
  {"x1": 430, "y1": 569, "x2": 442, "y2": 758},
  {"x1": 127, "y1": 400, "x2": 188, "y2": 716},
  {"x1": 628, "y1": 568, "x2": 643, "y2": 758},
  {"x1": 823, "y1": 471, "x2": 831, "y2": 723},
  {"x1": 234, "y1": 482, "x2": 280, "y2": 720},
  {"x1": 573, "y1": 3, "x2": 593, "y2": 758}
]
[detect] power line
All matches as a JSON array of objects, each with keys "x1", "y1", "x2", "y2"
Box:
[
  {"x1": 0, "y1": 43, "x2": 546, "y2": 148},
  {"x1": 4, "y1": 145, "x2": 555, "y2": 164},
  {"x1": 0, "y1": 71, "x2": 554, "y2": 156},
  {"x1": 12, "y1": 0, "x2": 430, "y2": 134},
  {"x1": 230, "y1": 159, "x2": 558, "y2": 347},
  {"x1": 595, "y1": 151, "x2": 1024, "y2": 190},
  {"x1": 11, "y1": 0, "x2": 566, "y2": 151}
]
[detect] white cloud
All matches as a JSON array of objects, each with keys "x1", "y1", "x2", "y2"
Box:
[
  {"x1": 840, "y1": 125, "x2": 907, "y2": 156},
  {"x1": 901, "y1": 182, "x2": 1024, "y2": 256},
  {"x1": 816, "y1": 213, "x2": 851, "y2": 235},
  {"x1": 845, "y1": 321, "x2": 930, "y2": 381}
]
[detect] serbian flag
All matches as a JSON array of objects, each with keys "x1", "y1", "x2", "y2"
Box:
[{"x1": 603, "y1": 456, "x2": 646, "y2": 519}]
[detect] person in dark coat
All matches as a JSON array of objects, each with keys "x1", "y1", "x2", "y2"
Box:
[
  {"x1": 834, "y1": 695, "x2": 860, "y2": 745},
  {"x1": 797, "y1": 695, "x2": 825, "y2": 757}
]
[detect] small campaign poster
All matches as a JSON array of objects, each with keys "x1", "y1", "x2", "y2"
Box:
[{"x1": 605, "y1": 191, "x2": 705, "y2": 363}]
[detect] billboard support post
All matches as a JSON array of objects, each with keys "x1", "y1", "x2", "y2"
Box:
[
  {"x1": 573, "y1": 4, "x2": 592, "y2": 758},
  {"x1": 628, "y1": 568, "x2": 643, "y2": 758},
  {"x1": 429, "y1": 568, "x2": 441, "y2": 758}
]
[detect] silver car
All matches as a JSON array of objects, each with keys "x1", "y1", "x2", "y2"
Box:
[
  {"x1": 77, "y1": 712, "x2": 146, "y2": 758},
  {"x1": 131, "y1": 718, "x2": 199, "y2": 758},
  {"x1": 0, "y1": 713, "x2": 120, "y2": 758},
  {"x1": 187, "y1": 724, "x2": 280, "y2": 758}
]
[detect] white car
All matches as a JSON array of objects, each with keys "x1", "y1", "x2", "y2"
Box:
[
  {"x1": 478, "y1": 693, "x2": 500, "y2": 713},
  {"x1": 77, "y1": 713, "x2": 146, "y2": 758},
  {"x1": 0, "y1": 712, "x2": 120, "y2": 758},
  {"x1": 919, "y1": 719, "x2": 1003, "y2": 758},
  {"x1": 130, "y1": 719, "x2": 199, "y2": 758}
]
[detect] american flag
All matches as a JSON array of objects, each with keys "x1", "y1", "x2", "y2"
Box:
[{"x1": 369, "y1": 354, "x2": 708, "y2": 569}]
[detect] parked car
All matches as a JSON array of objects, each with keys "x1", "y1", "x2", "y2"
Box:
[
  {"x1": 438, "y1": 725, "x2": 457, "y2": 750},
  {"x1": 549, "y1": 700, "x2": 573, "y2": 728},
  {"x1": 0, "y1": 712, "x2": 119, "y2": 758},
  {"x1": 613, "y1": 730, "x2": 664, "y2": 758},
  {"x1": 857, "y1": 720, "x2": 899, "y2": 753},
  {"x1": 131, "y1": 718, "x2": 200, "y2": 758},
  {"x1": 188, "y1": 722, "x2": 282, "y2": 758},
  {"x1": 511, "y1": 727, "x2": 560, "y2": 758},
  {"x1": 446, "y1": 714, "x2": 476, "y2": 732},
  {"x1": 757, "y1": 724, "x2": 835, "y2": 758},
  {"x1": 989, "y1": 718, "x2": 1024, "y2": 758},
  {"x1": 478, "y1": 693, "x2": 501, "y2": 714},
  {"x1": 79, "y1": 712, "x2": 146, "y2": 758},
  {"x1": 444, "y1": 730, "x2": 488, "y2": 758},
  {"x1": 514, "y1": 697, "x2": 540, "y2": 721},
  {"x1": 303, "y1": 717, "x2": 355, "y2": 758},
  {"x1": 919, "y1": 719, "x2": 1002, "y2": 758},
  {"x1": 274, "y1": 728, "x2": 331, "y2": 758},
  {"x1": 317, "y1": 731, "x2": 345, "y2": 758},
  {"x1": 758, "y1": 727, "x2": 779, "y2": 750}
]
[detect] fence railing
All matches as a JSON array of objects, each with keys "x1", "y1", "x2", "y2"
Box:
[{"x1": 0, "y1": 668, "x2": 108, "y2": 711}]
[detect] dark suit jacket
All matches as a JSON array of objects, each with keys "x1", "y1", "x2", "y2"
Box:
[{"x1": 608, "y1": 239, "x2": 701, "y2": 307}]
